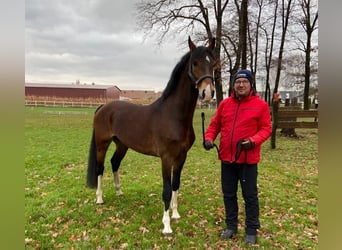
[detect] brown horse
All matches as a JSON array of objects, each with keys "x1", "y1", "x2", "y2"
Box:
[{"x1": 87, "y1": 37, "x2": 216, "y2": 235}]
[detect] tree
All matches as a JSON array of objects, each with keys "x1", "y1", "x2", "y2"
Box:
[
  {"x1": 273, "y1": 0, "x2": 293, "y2": 96},
  {"x1": 136, "y1": 0, "x2": 230, "y2": 105},
  {"x1": 225, "y1": 0, "x2": 249, "y2": 96},
  {"x1": 135, "y1": 0, "x2": 318, "y2": 114},
  {"x1": 218, "y1": 0, "x2": 253, "y2": 95},
  {"x1": 271, "y1": 0, "x2": 294, "y2": 149},
  {"x1": 239, "y1": 0, "x2": 248, "y2": 69},
  {"x1": 260, "y1": 0, "x2": 278, "y2": 105},
  {"x1": 248, "y1": 0, "x2": 263, "y2": 86},
  {"x1": 298, "y1": 0, "x2": 318, "y2": 110}
]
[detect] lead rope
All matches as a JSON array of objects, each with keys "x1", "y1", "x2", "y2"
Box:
[
  {"x1": 242, "y1": 151, "x2": 247, "y2": 182},
  {"x1": 201, "y1": 112, "x2": 246, "y2": 179},
  {"x1": 235, "y1": 140, "x2": 248, "y2": 182},
  {"x1": 201, "y1": 112, "x2": 220, "y2": 159}
]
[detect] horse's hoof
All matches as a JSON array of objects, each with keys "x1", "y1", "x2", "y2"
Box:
[
  {"x1": 95, "y1": 199, "x2": 104, "y2": 204},
  {"x1": 162, "y1": 232, "x2": 173, "y2": 238},
  {"x1": 171, "y1": 216, "x2": 180, "y2": 221}
]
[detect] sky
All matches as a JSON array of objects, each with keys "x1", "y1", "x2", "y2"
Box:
[{"x1": 25, "y1": 0, "x2": 186, "y2": 91}]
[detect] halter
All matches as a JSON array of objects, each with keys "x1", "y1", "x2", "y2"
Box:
[
  {"x1": 188, "y1": 68, "x2": 214, "y2": 85},
  {"x1": 187, "y1": 54, "x2": 214, "y2": 86}
]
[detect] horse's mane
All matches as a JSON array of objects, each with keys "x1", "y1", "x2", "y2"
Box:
[
  {"x1": 160, "y1": 51, "x2": 191, "y2": 100},
  {"x1": 159, "y1": 45, "x2": 214, "y2": 100}
]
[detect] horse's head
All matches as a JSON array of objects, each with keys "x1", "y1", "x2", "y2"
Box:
[{"x1": 188, "y1": 37, "x2": 217, "y2": 102}]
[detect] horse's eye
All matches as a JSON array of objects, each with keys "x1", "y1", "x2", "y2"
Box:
[{"x1": 193, "y1": 61, "x2": 198, "y2": 67}]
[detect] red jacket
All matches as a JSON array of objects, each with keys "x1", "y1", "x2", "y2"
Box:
[{"x1": 205, "y1": 92, "x2": 272, "y2": 164}]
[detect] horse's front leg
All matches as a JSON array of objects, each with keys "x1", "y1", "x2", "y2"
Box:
[{"x1": 161, "y1": 162, "x2": 173, "y2": 236}]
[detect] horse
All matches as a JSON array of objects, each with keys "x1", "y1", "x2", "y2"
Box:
[{"x1": 86, "y1": 36, "x2": 216, "y2": 236}]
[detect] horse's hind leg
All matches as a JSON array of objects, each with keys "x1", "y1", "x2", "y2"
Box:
[
  {"x1": 95, "y1": 140, "x2": 111, "y2": 204},
  {"x1": 111, "y1": 139, "x2": 128, "y2": 195}
]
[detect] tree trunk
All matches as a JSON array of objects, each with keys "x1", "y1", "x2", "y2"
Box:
[
  {"x1": 240, "y1": 0, "x2": 248, "y2": 69},
  {"x1": 214, "y1": 0, "x2": 224, "y2": 105}
]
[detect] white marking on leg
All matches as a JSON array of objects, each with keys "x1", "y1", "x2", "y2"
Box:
[
  {"x1": 171, "y1": 190, "x2": 180, "y2": 220},
  {"x1": 96, "y1": 175, "x2": 104, "y2": 204},
  {"x1": 162, "y1": 209, "x2": 172, "y2": 235},
  {"x1": 113, "y1": 171, "x2": 123, "y2": 195}
]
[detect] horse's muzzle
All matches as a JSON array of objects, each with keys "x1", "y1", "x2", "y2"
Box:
[{"x1": 199, "y1": 84, "x2": 215, "y2": 101}]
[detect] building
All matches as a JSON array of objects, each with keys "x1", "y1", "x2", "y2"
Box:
[{"x1": 25, "y1": 83, "x2": 120, "y2": 100}]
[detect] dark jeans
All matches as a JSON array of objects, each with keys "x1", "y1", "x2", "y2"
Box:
[{"x1": 221, "y1": 161, "x2": 260, "y2": 235}]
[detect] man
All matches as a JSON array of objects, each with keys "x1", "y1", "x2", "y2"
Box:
[{"x1": 204, "y1": 69, "x2": 272, "y2": 244}]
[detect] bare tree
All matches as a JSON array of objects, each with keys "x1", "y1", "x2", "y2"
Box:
[
  {"x1": 239, "y1": 0, "x2": 248, "y2": 69},
  {"x1": 247, "y1": 0, "x2": 279, "y2": 105},
  {"x1": 271, "y1": 0, "x2": 294, "y2": 149},
  {"x1": 136, "y1": 0, "x2": 230, "y2": 105},
  {"x1": 135, "y1": 0, "x2": 318, "y2": 114},
  {"x1": 298, "y1": 0, "x2": 318, "y2": 110},
  {"x1": 220, "y1": 0, "x2": 249, "y2": 96},
  {"x1": 222, "y1": 0, "x2": 248, "y2": 96},
  {"x1": 248, "y1": 0, "x2": 263, "y2": 81},
  {"x1": 248, "y1": 0, "x2": 272, "y2": 101},
  {"x1": 273, "y1": 0, "x2": 293, "y2": 95},
  {"x1": 263, "y1": 0, "x2": 278, "y2": 105}
]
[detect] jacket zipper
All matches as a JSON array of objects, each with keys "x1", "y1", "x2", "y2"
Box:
[{"x1": 230, "y1": 100, "x2": 240, "y2": 162}]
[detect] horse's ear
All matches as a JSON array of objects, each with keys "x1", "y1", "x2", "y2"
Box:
[
  {"x1": 208, "y1": 37, "x2": 216, "y2": 50},
  {"x1": 188, "y1": 36, "x2": 196, "y2": 52}
]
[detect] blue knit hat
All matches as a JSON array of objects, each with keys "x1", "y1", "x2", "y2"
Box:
[
  {"x1": 232, "y1": 69, "x2": 256, "y2": 93},
  {"x1": 233, "y1": 69, "x2": 253, "y2": 85}
]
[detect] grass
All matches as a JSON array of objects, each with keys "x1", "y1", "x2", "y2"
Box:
[{"x1": 25, "y1": 106, "x2": 318, "y2": 249}]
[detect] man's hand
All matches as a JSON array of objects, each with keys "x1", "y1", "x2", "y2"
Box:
[
  {"x1": 203, "y1": 140, "x2": 214, "y2": 150},
  {"x1": 240, "y1": 139, "x2": 255, "y2": 150}
]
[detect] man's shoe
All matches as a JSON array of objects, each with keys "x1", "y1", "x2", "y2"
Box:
[
  {"x1": 220, "y1": 229, "x2": 236, "y2": 239},
  {"x1": 245, "y1": 234, "x2": 256, "y2": 244}
]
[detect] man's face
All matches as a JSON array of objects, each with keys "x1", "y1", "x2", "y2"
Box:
[{"x1": 234, "y1": 78, "x2": 251, "y2": 97}]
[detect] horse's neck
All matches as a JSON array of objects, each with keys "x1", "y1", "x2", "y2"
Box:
[{"x1": 164, "y1": 77, "x2": 198, "y2": 120}]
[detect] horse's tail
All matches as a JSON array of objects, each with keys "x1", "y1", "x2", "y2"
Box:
[
  {"x1": 86, "y1": 128, "x2": 98, "y2": 188},
  {"x1": 87, "y1": 104, "x2": 103, "y2": 188}
]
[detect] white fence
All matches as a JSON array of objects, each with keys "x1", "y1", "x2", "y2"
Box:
[{"x1": 25, "y1": 100, "x2": 102, "y2": 108}]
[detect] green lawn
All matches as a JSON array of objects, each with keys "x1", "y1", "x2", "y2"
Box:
[{"x1": 25, "y1": 106, "x2": 318, "y2": 249}]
